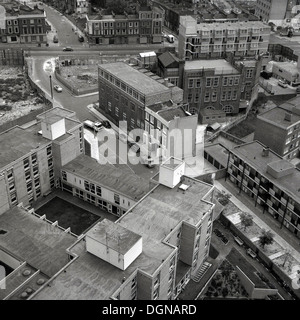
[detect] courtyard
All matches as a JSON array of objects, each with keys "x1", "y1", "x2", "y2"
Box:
[{"x1": 35, "y1": 197, "x2": 101, "y2": 235}]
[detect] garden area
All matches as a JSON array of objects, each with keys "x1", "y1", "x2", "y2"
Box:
[
  {"x1": 202, "y1": 258, "x2": 249, "y2": 299},
  {"x1": 0, "y1": 66, "x2": 45, "y2": 126},
  {"x1": 35, "y1": 197, "x2": 101, "y2": 235}
]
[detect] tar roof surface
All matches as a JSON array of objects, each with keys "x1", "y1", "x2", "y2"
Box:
[
  {"x1": 205, "y1": 143, "x2": 229, "y2": 168},
  {"x1": 185, "y1": 59, "x2": 239, "y2": 74},
  {"x1": 99, "y1": 62, "x2": 170, "y2": 95},
  {"x1": 0, "y1": 126, "x2": 49, "y2": 169},
  {"x1": 32, "y1": 175, "x2": 214, "y2": 300},
  {"x1": 258, "y1": 106, "x2": 300, "y2": 128},
  {"x1": 62, "y1": 154, "x2": 150, "y2": 200},
  {"x1": 232, "y1": 141, "x2": 300, "y2": 203},
  {"x1": 0, "y1": 206, "x2": 75, "y2": 277}
]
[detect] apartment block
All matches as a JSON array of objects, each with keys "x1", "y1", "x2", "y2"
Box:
[
  {"x1": 255, "y1": 0, "x2": 289, "y2": 25},
  {"x1": 254, "y1": 101, "x2": 300, "y2": 159},
  {"x1": 0, "y1": 107, "x2": 83, "y2": 214},
  {"x1": 0, "y1": 2, "x2": 48, "y2": 44},
  {"x1": 60, "y1": 154, "x2": 151, "y2": 218},
  {"x1": 178, "y1": 16, "x2": 270, "y2": 60},
  {"x1": 226, "y1": 141, "x2": 300, "y2": 239},
  {"x1": 31, "y1": 158, "x2": 215, "y2": 300},
  {"x1": 86, "y1": 5, "x2": 163, "y2": 45}
]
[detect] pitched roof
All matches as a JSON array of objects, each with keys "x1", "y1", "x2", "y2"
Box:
[{"x1": 158, "y1": 51, "x2": 179, "y2": 67}]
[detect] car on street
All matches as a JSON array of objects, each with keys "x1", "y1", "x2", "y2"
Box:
[
  {"x1": 53, "y1": 35, "x2": 58, "y2": 43},
  {"x1": 78, "y1": 35, "x2": 84, "y2": 42},
  {"x1": 63, "y1": 47, "x2": 73, "y2": 51},
  {"x1": 102, "y1": 120, "x2": 111, "y2": 128},
  {"x1": 83, "y1": 120, "x2": 102, "y2": 132},
  {"x1": 54, "y1": 85, "x2": 62, "y2": 92},
  {"x1": 234, "y1": 236, "x2": 244, "y2": 246},
  {"x1": 246, "y1": 248, "x2": 257, "y2": 259},
  {"x1": 141, "y1": 155, "x2": 155, "y2": 168}
]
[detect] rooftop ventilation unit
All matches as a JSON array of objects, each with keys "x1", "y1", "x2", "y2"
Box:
[
  {"x1": 284, "y1": 112, "x2": 292, "y2": 122},
  {"x1": 179, "y1": 184, "x2": 190, "y2": 191}
]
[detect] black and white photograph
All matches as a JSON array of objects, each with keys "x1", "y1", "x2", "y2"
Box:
[{"x1": 0, "y1": 0, "x2": 299, "y2": 313}]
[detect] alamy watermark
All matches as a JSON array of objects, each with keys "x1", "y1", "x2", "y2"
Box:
[
  {"x1": 0, "y1": 6, "x2": 6, "y2": 30},
  {"x1": 0, "y1": 265, "x2": 6, "y2": 290},
  {"x1": 94, "y1": 120, "x2": 205, "y2": 170}
]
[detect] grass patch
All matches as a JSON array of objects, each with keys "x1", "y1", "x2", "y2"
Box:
[{"x1": 36, "y1": 197, "x2": 101, "y2": 235}]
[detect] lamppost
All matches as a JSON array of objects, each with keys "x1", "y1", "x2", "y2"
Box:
[{"x1": 49, "y1": 74, "x2": 53, "y2": 100}]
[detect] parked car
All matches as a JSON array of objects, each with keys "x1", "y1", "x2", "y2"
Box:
[
  {"x1": 54, "y1": 85, "x2": 62, "y2": 92},
  {"x1": 78, "y1": 35, "x2": 84, "y2": 42},
  {"x1": 246, "y1": 248, "x2": 257, "y2": 259},
  {"x1": 278, "y1": 80, "x2": 288, "y2": 88},
  {"x1": 83, "y1": 120, "x2": 102, "y2": 132},
  {"x1": 234, "y1": 236, "x2": 244, "y2": 246},
  {"x1": 141, "y1": 156, "x2": 155, "y2": 168},
  {"x1": 102, "y1": 120, "x2": 111, "y2": 128},
  {"x1": 63, "y1": 47, "x2": 73, "y2": 51},
  {"x1": 94, "y1": 121, "x2": 103, "y2": 130},
  {"x1": 53, "y1": 35, "x2": 58, "y2": 43}
]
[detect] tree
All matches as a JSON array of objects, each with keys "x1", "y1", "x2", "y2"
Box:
[
  {"x1": 222, "y1": 287, "x2": 229, "y2": 298},
  {"x1": 217, "y1": 190, "x2": 232, "y2": 206},
  {"x1": 258, "y1": 229, "x2": 274, "y2": 249},
  {"x1": 239, "y1": 212, "x2": 253, "y2": 231}
]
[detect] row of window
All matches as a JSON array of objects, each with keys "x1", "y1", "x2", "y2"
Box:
[{"x1": 99, "y1": 71, "x2": 146, "y2": 104}]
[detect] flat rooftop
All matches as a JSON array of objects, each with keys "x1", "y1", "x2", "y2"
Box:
[
  {"x1": 205, "y1": 143, "x2": 229, "y2": 168},
  {"x1": 0, "y1": 206, "x2": 76, "y2": 277},
  {"x1": 99, "y1": 62, "x2": 170, "y2": 96},
  {"x1": 0, "y1": 126, "x2": 50, "y2": 169},
  {"x1": 62, "y1": 154, "x2": 150, "y2": 200},
  {"x1": 32, "y1": 175, "x2": 214, "y2": 300},
  {"x1": 257, "y1": 106, "x2": 300, "y2": 128},
  {"x1": 232, "y1": 141, "x2": 300, "y2": 203},
  {"x1": 185, "y1": 59, "x2": 239, "y2": 75},
  {"x1": 37, "y1": 107, "x2": 77, "y2": 122}
]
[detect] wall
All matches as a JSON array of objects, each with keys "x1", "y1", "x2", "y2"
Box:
[
  {"x1": 0, "y1": 175, "x2": 10, "y2": 215},
  {"x1": 124, "y1": 238, "x2": 143, "y2": 270},
  {"x1": 254, "y1": 117, "x2": 286, "y2": 156}
]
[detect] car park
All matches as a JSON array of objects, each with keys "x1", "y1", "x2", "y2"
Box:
[
  {"x1": 63, "y1": 47, "x2": 73, "y2": 51},
  {"x1": 54, "y1": 85, "x2": 62, "y2": 92}
]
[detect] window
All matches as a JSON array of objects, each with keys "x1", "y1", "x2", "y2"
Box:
[
  {"x1": 188, "y1": 79, "x2": 194, "y2": 88},
  {"x1": 223, "y1": 77, "x2": 228, "y2": 86},
  {"x1": 96, "y1": 186, "x2": 102, "y2": 197},
  {"x1": 108, "y1": 101, "x2": 112, "y2": 111},
  {"x1": 206, "y1": 78, "x2": 212, "y2": 87},
  {"x1": 114, "y1": 194, "x2": 120, "y2": 205},
  {"x1": 204, "y1": 91, "x2": 210, "y2": 102},
  {"x1": 62, "y1": 171, "x2": 67, "y2": 181},
  {"x1": 213, "y1": 77, "x2": 219, "y2": 87},
  {"x1": 195, "y1": 78, "x2": 201, "y2": 88},
  {"x1": 246, "y1": 69, "x2": 253, "y2": 78},
  {"x1": 211, "y1": 91, "x2": 217, "y2": 102}
]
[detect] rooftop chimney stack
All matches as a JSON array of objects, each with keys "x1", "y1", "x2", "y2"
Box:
[
  {"x1": 262, "y1": 147, "x2": 269, "y2": 157},
  {"x1": 284, "y1": 112, "x2": 292, "y2": 122}
]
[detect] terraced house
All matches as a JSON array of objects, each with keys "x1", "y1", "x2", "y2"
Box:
[
  {"x1": 0, "y1": 2, "x2": 48, "y2": 44},
  {"x1": 86, "y1": 4, "x2": 164, "y2": 45}
]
